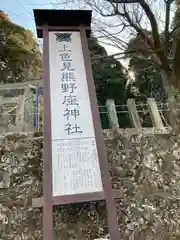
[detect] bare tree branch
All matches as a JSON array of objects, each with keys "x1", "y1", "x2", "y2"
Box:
[
  {"x1": 91, "y1": 48, "x2": 161, "y2": 66},
  {"x1": 108, "y1": 0, "x2": 171, "y2": 72},
  {"x1": 107, "y1": 0, "x2": 138, "y2": 3},
  {"x1": 164, "y1": 0, "x2": 174, "y2": 54}
]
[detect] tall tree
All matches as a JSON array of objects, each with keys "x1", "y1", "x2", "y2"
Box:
[
  {"x1": 125, "y1": 31, "x2": 166, "y2": 102},
  {"x1": 89, "y1": 37, "x2": 131, "y2": 128},
  {"x1": 63, "y1": 0, "x2": 179, "y2": 127},
  {"x1": 89, "y1": 37, "x2": 128, "y2": 105},
  {"x1": 0, "y1": 10, "x2": 42, "y2": 83}
]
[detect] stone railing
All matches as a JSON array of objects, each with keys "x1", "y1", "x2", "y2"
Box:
[
  {"x1": 0, "y1": 81, "x2": 173, "y2": 137},
  {"x1": 105, "y1": 98, "x2": 172, "y2": 136}
]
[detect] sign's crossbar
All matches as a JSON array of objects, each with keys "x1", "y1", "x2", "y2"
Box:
[{"x1": 32, "y1": 190, "x2": 122, "y2": 208}]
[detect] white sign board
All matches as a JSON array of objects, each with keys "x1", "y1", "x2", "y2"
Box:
[{"x1": 49, "y1": 31, "x2": 103, "y2": 196}]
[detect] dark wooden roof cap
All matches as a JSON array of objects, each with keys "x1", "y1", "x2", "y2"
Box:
[{"x1": 33, "y1": 9, "x2": 92, "y2": 38}]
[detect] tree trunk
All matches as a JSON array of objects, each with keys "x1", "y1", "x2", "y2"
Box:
[{"x1": 160, "y1": 70, "x2": 179, "y2": 130}]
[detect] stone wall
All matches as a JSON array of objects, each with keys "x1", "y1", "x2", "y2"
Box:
[{"x1": 1, "y1": 131, "x2": 180, "y2": 239}]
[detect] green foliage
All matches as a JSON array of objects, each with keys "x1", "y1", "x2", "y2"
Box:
[
  {"x1": 89, "y1": 38, "x2": 128, "y2": 105},
  {"x1": 89, "y1": 37, "x2": 130, "y2": 128},
  {"x1": 129, "y1": 57, "x2": 166, "y2": 102},
  {"x1": 0, "y1": 10, "x2": 42, "y2": 83},
  {"x1": 126, "y1": 32, "x2": 166, "y2": 102}
]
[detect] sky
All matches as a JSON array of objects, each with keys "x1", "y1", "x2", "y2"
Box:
[
  {"x1": 0, "y1": 0, "x2": 121, "y2": 56},
  {"x1": 0, "y1": 0, "x2": 79, "y2": 49},
  {"x1": 0, "y1": 0, "x2": 174, "y2": 69},
  {"x1": 0, "y1": 0, "x2": 58, "y2": 34}
]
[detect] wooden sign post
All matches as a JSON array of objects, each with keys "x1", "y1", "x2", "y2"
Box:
[{"x1": 33, "y1": 9, "x2": 121, "y2": 240}]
